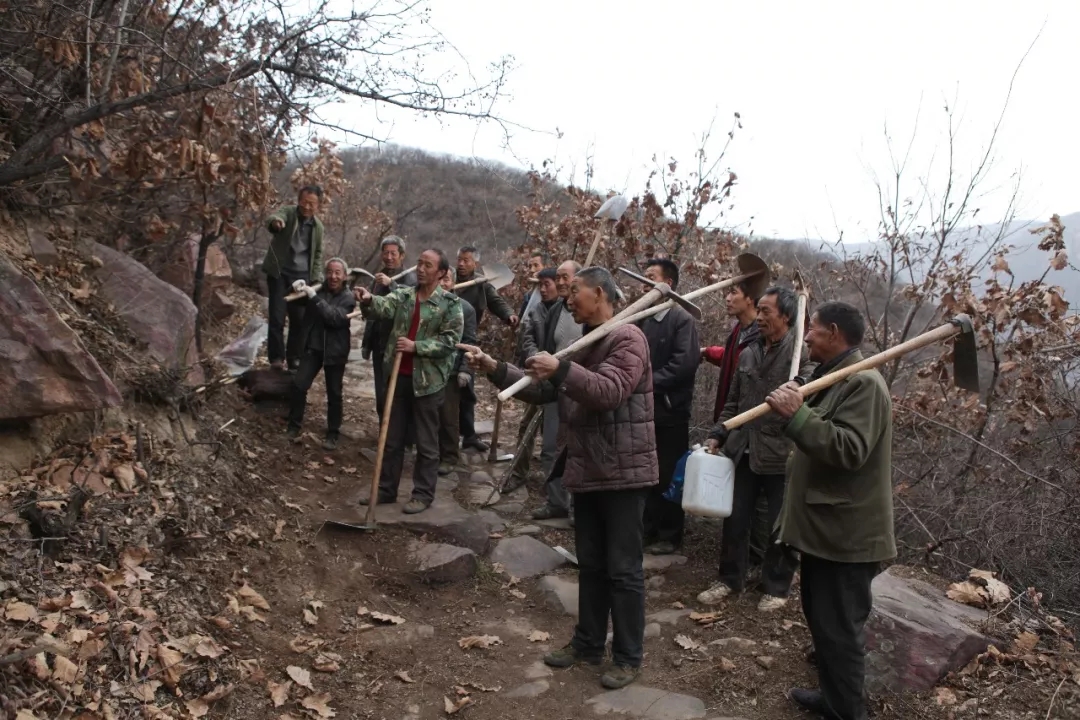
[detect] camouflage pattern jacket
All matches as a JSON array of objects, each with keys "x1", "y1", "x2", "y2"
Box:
[{"x1": 361, "y1": 285, "x2": 464, "y2": 397}]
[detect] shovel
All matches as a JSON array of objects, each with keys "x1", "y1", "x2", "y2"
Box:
[
  {"x1": 583, "y1": 195, "x2": 630, "y2": 267},
  {"x1": 722, "y1": 315, "x2": 980, "y2": 432},
  {"x1": 453, "y1": 263, "x2": 514, "y2": 291}
]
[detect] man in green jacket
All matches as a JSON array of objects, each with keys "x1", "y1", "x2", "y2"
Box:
[
  {"x1": 353, "y1": 249, "x2": 464, "y2": 514},
  {"x1": 263, "y1": 186, "x2": 325, "y2": 372},
  {"x1": 765, "y1": 301, "x2": 895, "y2": 720}
]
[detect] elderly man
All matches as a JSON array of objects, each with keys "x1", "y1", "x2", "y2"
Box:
[
  {"x1": 354, "y1": 249, "x2": 463, "y2": 514},
  {"x1": 437, "y1": 270, "x2": 478, "y2": 476},
  {"x1": 636, "y1": 258, "x2": 700, "y2": 555},
  {"x1": 264, "y1": 186, "x2": 325, "y2": 372},
  {"x1": 362, "y1": 236, "x2": 418, "y2": 421},
  {"x1": 465, "y1": 267, "x2": 656, "y2": 690},
  {"x1": 517, "y1": 249, "x2": 552, "y2": 321},
  {"x1": 766, "y1": 301, "x2": 894, "y2": 720},
  {"x1": 456, "y1": 245, "x2": 518, "y2": 452},
  {"x1": 700, "y1": 286, "x2": 813, "y2": 611},
  {"x1": 286, "y1": 258, "x2": 356, "y2": 449}
]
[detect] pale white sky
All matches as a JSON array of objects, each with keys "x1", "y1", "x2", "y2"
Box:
[{"x1": 322, "y1": 1, "x2": 1080, "y2": 242}]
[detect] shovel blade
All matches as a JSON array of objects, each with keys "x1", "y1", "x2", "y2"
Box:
[
  {"x1": 595, "y1": 194, "x2": 630, "y2": 221},
  {"x1": 952, "y1": 326, "x2": 980, "y2": 393},
  {"x1": 478, "y1": 262, "x2": 514, "y2": 290}
]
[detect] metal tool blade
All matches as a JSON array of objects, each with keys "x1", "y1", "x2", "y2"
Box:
[{"x1": 949, "y1": 314, "x2": 980, "y2": 393}]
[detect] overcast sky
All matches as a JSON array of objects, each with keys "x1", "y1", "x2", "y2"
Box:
[{"x1": 323, "y1": 1, "x2": 1079, "y2": 243}]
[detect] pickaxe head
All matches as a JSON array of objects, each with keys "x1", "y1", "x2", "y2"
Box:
[
  {"x1": 735, "y1": 253, "x2": 771, "y2": 300},
  {"x1": 349, "y1": 268, "x2": 376, "y2": 282},
  {"x1": 595, "y1": 194, "x2": 630, "y2": 222},
  {"x1": 948, "y1": 313, "x2": 980, "y2": 393},
  {"x1": 616, "y1": 267, "x2": 702, "y2": 320}
]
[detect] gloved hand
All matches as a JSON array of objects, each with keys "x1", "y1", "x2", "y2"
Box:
[
  {"x1": 291, "y1": 279, "x2": 306, "y2": 293},
  {"x1": 457, "y1": 372, "x2": 470, "y2": 388},
  {"x1": 302, "y1": 284, "x2": 317, "y2": 299},
  {"x1": 361, "y1": 348, "x2": 371, "y2": 361}
]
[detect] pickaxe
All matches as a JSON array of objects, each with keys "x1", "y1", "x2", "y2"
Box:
[
  {"x1": 344, "y1": 263, "x2": 514, "y2": 320},
  {"x1": 284, "y1": 267, "x2": 389, "y2": 301},
  {"x1": 721, "y1": 315, "x2": 980, "y2": 432},
  {"x1": 493, "y1": 255, "x2": 770, "y2": 402},
  {"x1": 617, "y1": 267, "x2": 703, "y2": 320},
  {"x1": 583, "y1": 195, "x2": 630, "y2": 267},
  {"x1": 788, "y1": 270, "x2": 809, "y2": 381}
]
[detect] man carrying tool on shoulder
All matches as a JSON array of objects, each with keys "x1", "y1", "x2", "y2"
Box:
[
  {"x1": 437, "y1": 270, "x2": 478, "y2": 476},
  {"x1": 353, "y1": 249, "x2": 463, "y2": 514},
  {"x1": 286, "y1": 257, "x2": 356, "y2": 450},
  {"x1": 455, "y1": 245, "x2": 518, "y2": 452},
  {"x1": 463, "y1": 267, "x2": 655, "y2": 690},
  {"x1": 361, "y1": 236, "x2": 418, "y2": 422}
]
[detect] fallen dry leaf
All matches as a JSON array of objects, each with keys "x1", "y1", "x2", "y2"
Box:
[
  {"x1": 674, "y1": 634, "x2": 702, "y2": 651},
  {"x1": 288, "y1": 635, "x2": 324, "y2": 654},
  {"x1": 202, "y1": 684, "x2": 234, "y2": 703},
  {"x1": 301, "y1": 693, "x2": 336, "y2": 718},
  {"x1": 238, "y1": 583, "x2": 271, "y2": 611},
  {"x1": 527, "y1": 630, "x2": 550, "y2": 643},
  {"x1": 689, "y1": 611, "x2": 722, "y2": 625},
  {"x1": 131, "y1": 680, "x2": 162, "y2": 702},
  {"x1": 946, "y1": 581, "x2": 987, "y2": 608},
  {"x1": 395, "y1": 670, "x2": 415, "y2": 683},
  {"x1": 268, "y1": 680, "x2": 291, "y2": 707},
  {"x1": 464, "y1": 681, "x2": 501, "y2": 692},
  {"x1": 52, "y1": 655, "x2": 79, "y2": 684},
  {"x1": 508, "y1": 589, "x2": 526, "y2": 600},
  {"x1": 39, "y1": 595, "x2": 72, "y2": 611},
  {"x1": 157, "y1": 645, "x2": 187, "y2": 688},
  {"x1": 370, "y1": 611, "x2": 405, "y2": 625},
  {"x1": 1011, "y1": 631, "x2": 1039, "y2": 655},
  {"x1": 5, "y1": 599, "x2": 39, "y2": 622},
  {"x1": 28, "y1": 652, "x2": 50, "y2": 680},
  {"x1": 303, "y1": 608, "x2": 319, "y2": 626},
  {"x1": 273, "y1": 520, "x2": 287, "y2": 541},
  {"x1": 444, "y1": 695, "x2": 473, "y2": 715},
  {"x1": 195, "y1": 638, "x2": 227, "y2": 659},
  {"x1": 313, "y1": 652, "x2": 342, "y2": 673},
  {"x1": 718, "y1": 656, "x2": 736, "y2": 672},
  {"x1": 458, "y1": 635, "x2": 502, "y2": 650},
  {"x1": 185, "y1": 698, "x2": 209, "y2": 718},
  {"x1": 672, "y1": 601, "x2": 685, "y2": 609},
  {"x1": 934, "y1": 687, "x2": 958, "y2": 706},
  {"x1": 286, "y1": 665, "x2": 314, "y2": 690}
]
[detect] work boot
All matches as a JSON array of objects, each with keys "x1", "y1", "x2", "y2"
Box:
[
  {"x1": 462, "y1": 435, "x2": 489, "y2": 452},
  {"x1": 438, "y1": 463, "x2": 455, "y2": 477},
  {"x1": 543, "y1": 644, "x2": 602, "y2": 668},
  {"x1": 402, "y1": 499, "x2": 430, "y2": 514},
  {"x1": 600, "y1": 664, "x2": 640, "y2": 689},
  {"x1": 787, "y1": 688, "x2": 828, "y2": 715},
  {"x1": 358, "y1": 492, "x2": 395, "y2": 506},
  {"x1": 696, "y1": 581, "x2": 734, "y2": 605},
  {"x1": 530, "y1": 505, "x2": 569, "y2": 521},
  {"x1": 322, "y1": 434, "x2": 339, "y2": 451},
  {"x1": 501, "y1": 473, "x2": 526, "y2": 494},
  {"x1": 644, "y1": 541, "x2": 678, "y2": 555},
  {"x1": 757, "y1": 594, "x2": 788, "y2": 613},
  {"x1": 286, "y1": 427, "x2": 301, "y2": 442}
]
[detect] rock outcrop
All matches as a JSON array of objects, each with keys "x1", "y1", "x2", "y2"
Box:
[
  {"x1": 0, "y1": 256, "x2": 121, "y2": 420},
  {"x1": 159, "y1": 234, "x2": 233, "y2": 320},
  {"x1": 91, "y1": 242, "x2": 203, "y2": 385}
]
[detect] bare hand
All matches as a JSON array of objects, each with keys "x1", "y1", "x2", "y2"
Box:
[
  {"x1": 507, "y1": 314, "x2": 520, "y2": 328},
  {"x1": 766, "y1": 381, "x2": 803, "y2": 419},
  {"x1": 705, "y1": 438, "x2": 721, "y2": 454},
  {"x1": 459, "y1": 344, "x2": 497, "y2": 374},
  {"x1": 374, "y1": 272, "x2": 392, "y2": 287},
  {"x1": 354, "y1": 286, "x2": 372, "y2": 305},
  {"x1": 396, "y1": 337, "x2": 416, "y2": 354},
  {"x1": 270, "y1": 218, "x2": 285, "y2": 232},
  {"x1": 525, "y1": 352, "x2": 560, "y2": 381}
]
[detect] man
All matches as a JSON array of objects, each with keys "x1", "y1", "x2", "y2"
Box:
[
  {"x1": 286, "y1": 258, "x2": 356, "y2": 450},
  {"x1": 465, "y1": 267, "x2": 656, "y2": 690},
  {"x1": 636, "y1": 258, "x2": 699, "y2": 555},
  {"x1": 361, "y1": 236, "x2": 418, "y2": 420},
  {"x1": 437, "y1": 270, "x2": 478, "y2": 476},
  {"x1": 699, "y1": 287, "x2": 813, "y2": 611},
  {"x1": 766, "y1": 301, "x2": 894, "y2": 720},
  {"x1": 517, "y1": 249, "x2": 552, "y2": 320},
  {"x1": 263, "y1": 186, "x2": 325, "y2": 371},
  {"x1": 455, "y1": 245, "x2": 519, "y2": 452},
  {"x1": 354, "y1": 249, "x2": 464, "y2": 514},
  {"x1": 506, "y1": 268, "x2": 560, "y2": 497},
  {"x1": 701, "y1": 281, "x2": 771, "y2": 564}
]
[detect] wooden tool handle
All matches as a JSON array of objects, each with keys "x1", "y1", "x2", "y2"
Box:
[
  {"x1": 724, "y1": 321, "x2": 960, "y2": 431},
  {"x1": 788, "y1": 293, "x2": 808, "y2": 381},
  {"x1": 487, "y1": 399, "x2": 503, "y2": 463},
  {"x1": 583, "y1": 225, "x2": 604, "y2": 268},
  {"x1": 286, "y1": 283, "x2": 322, "y2": 301},
  {"x1": 616, "y1": 271, "x2": 763, "y2": 327},
  {"x1": 391, "y1": 265, "x2": 417, "y2": 282},
  {"x1": 453, "y1": 277, "x2": 487, "y2": 290},
  {"x1": 367, "y1": 352, "x2": 402, "y2": 525}
]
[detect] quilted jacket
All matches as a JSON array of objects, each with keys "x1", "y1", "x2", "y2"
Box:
[{"x1": 489, "y1": 323, "x2": 657, "y2": 493}]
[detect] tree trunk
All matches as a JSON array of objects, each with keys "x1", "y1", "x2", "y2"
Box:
[{"x1": 193, "y1": 228, "x2": 220, "y2": 356}]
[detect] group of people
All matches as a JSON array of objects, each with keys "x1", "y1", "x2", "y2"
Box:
[{"x1": 260, "y1": 188, "x2": 896, "y2": 720}]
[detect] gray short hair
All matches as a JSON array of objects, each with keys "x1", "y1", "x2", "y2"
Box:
[
  {"x1": 762, "y1": 286, "x2": 798, "y2": 324},
  {"x1": 325, "y1": 256, "x2": 348, "y2": 272},
  {"x1": 380, "y1": 235, "x2": 406, "y2": 253},
  {"x1": 576, "y1": 267, "x2": 620, "y2": 304},
  {"x1": 458, "y1": 245, "x2": 480, "y2": 260}
]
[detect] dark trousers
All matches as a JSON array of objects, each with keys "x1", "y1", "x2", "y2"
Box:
[
  {"x1": 459, "y1": 388, "x2": 477, "y2": 440},
  {"x1": 749, "y1": 495, "x2": 770, "y2": 566},
  {"x1": 267, "y1": 270, "x2": 309, "y2": 367},
  {"x1": 718, "y1": 458, "x2": 799, "y2": 596},
  {"x1": 572, "y1": 488, "x2": 648, "y2": 668},
  {"x1": 801, "y1": 554, "x2": 880, "y2": 720},
  {"x1": 379, "y1": 378, "x2": 443, "y2": 504},
  {"x1": 287, "y1": 351, "x2": 345, "y2": 436},
  {"x1": 372, "y1": 348, "x2": 388, "y2": 418},
  {"x1": 644, "y1": 422, "x2": 688, "y2": 547},
  {"x1": 439, "y1": 381, "x2": 461, "y2": 465}
]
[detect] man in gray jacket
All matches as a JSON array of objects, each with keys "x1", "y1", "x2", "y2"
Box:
[{"x1": 700, "y1": 286, "x2": 815, "y2": 612}]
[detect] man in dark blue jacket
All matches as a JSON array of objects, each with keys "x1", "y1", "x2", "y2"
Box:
[
  {"x1": 636, "y1": 258, "x2": 700, "y2": 554},
  {"x1": 438, "y1": 270, "x2": 478, "y2": 474},
  {"x1": 286, "y1": 258, "x2": 356, "y2": 450}
]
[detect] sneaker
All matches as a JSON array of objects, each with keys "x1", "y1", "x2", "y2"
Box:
[
  {"x1": 600, "y1": 664, "x2": 640, "y2": 689},
  {"x1": 644, "y1": 541, "x2": 678, "y2": 555},
  {"x1": 322, "y1": 435, "x2": 339, "y2": 451},
  {"x1": 286, "y1": 427, "x2": 301, "y2": 441},
  {"x1": 358, "y1": 493, "x2": 395, "y2": 506},
  {"x1": 543, "y1": 644, "x2": 602, "y2": 668},
  {"x1": 757, "y1": 594, "x2": 788, "y2": 613},
  {"x1": 462, "y1": 436, "x2": 489, "y2": 452},
  {"x1": 696, "y1": 581, "x2": 734, "y2": 605},
  {"x1": 787, "y1": 688, "x2": 827, "y2": 714},
  {"x1": 530, "y1": 505, "x2": 569, "y2": 521},
  {"x1": 402, "y1": 499, "x2": 430, "y2": 514}
]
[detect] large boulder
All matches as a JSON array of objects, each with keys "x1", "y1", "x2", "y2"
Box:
[
  {"x1": 0, "y1": 256, "x2": 121, "y2": 420},
  {"x1": 490, "y1": 536, "x2": 568, "y2": 579},
  {"x1": 866, "y1": 566, "x2": 997, "y2": 693},
  {"x1": 159, "y1": 234, "x2": 233, "y2": 297},
  {"x1": 91, "y1": 242, "x2": 203, "y2": 385},
  {"x1": 408, "y1": 540, "x2": 477, "y2": 584}
]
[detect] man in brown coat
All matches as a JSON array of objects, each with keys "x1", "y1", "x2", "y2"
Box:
[{"x1": 465, "y1": 267, "x2": 656, "y2": 691}]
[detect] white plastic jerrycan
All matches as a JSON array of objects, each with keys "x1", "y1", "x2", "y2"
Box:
[{"x1": 681, "y1": 444, "x2": 735, "y2": 518}]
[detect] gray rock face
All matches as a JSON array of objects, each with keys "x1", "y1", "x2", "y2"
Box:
[
  {"x1": 866, "y1": 566, "x2": 997, "y2": 693},
  {"x1": 643, "y1": 554, "x2": 688, "y2": 571},
  {"x1": 513, "y1": 525, "x2": 541, "y2": 536},
  {"x1": 644, "y1": 623, "x2": 662, "y2": 639},
  {"x1": 522, "y1": 661, "x2": 553, "y2": 680},
  {"x1": 586, "y1": 686, "x2": 706, "y2": 719},
  {"x1": 537, "y1": 575, "x2": 578, "y2": 618},
  {"x1": 27, "y1": 228, "x2": 59, "y2": 266},
  {"x1": 646, "y1": 609, "x2": 693, "y2": 626},
  {"x1": 504, "y1": 680, "x2": 549, "y2": 698},
  {"x1": 0, "y1": 255, "x2": 121, "y2": 420},
  {"x1": 490, "y1": 536, "x2": 568, "y2": 578},
  {"x1": 707, "y1": 637, "x2": 758, "y2": 655},
  {"x1": 408, "y1": 541, "x2": 477, "y2": 583}
]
